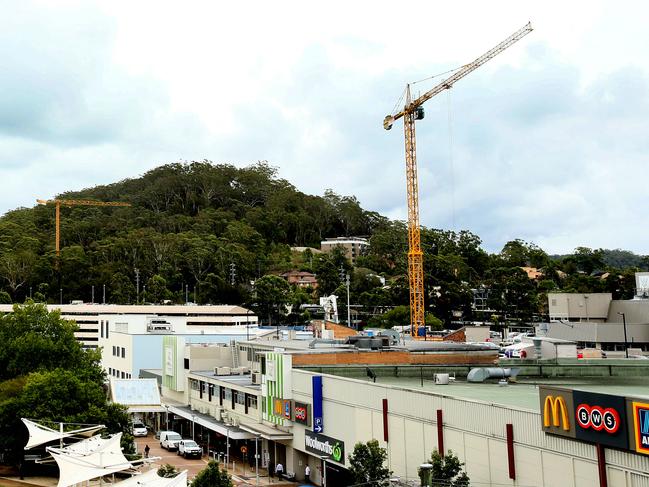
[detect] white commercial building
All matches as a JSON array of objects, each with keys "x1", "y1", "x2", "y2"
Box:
[{"x1": 0, "y1": 303, "x2": 258, "y2": 350}]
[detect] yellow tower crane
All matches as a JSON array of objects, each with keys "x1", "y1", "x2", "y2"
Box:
[
  {"x1": 383, "y1": 22, "x2": 533, "y2": 337},
  {"x1": 36, "y1": 198, "x2": 132, "y2": 263}
]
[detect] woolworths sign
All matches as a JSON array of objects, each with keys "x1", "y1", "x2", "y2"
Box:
[{"x1": 305, "y1": 431, "x2": 345, "y2": 465}]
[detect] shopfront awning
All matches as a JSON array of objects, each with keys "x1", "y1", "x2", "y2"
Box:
[
  {"x1": 111, "y1": 379, "x2": 164, "y2": 414},
  {"x1": 165, "y1": 405, "x2": 254, "y2": 440},
  {"x1": 239, "y1": 423, "x2": 293, "y2": 441}
]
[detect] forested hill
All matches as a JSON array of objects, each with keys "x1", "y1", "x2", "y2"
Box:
[
  {"x1": 0, "y1": 161, "x2": 387, "y2": 304},
  {"x1": 1, "y1": 160, "x2": 648, "y2": 326}
]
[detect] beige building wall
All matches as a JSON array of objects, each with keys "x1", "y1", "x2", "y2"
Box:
[
  {"x1": 101, "y1": 331, "x2": 134, "y2": 379},
  {"x1": 320, "y1": 238, "x2": 369, "y2": 264},
  {"x1": 284, "y1": 370, "x2": 649, "y2": 487},
  {"x1": 548, "y1": 293, "x2": 612, "y2": 322}
]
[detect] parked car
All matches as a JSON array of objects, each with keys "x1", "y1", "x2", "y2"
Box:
[
  {"x1": 132, "y1": 422, "x2": 148, "y2": 437},
  {"x1": 159, "y1": 431, "x2": 182, "y2": 451},
  {"x1": 177, "y1": 439, "x2": 202, "y2": 458}
]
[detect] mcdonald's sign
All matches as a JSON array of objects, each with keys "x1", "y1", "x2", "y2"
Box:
[
  {"x1": 539, "y1": 386, "x2": 576, "y2": 438},
  {"x1": 544, "y1": 395, "x2": 570, "y2": 431}
]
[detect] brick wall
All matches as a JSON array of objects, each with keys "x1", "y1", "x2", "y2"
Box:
[
  {"x1": 291, "y1": 349, "x2": 497, "y2": 366},
  {"x1": 444, "y1": 328, "x2": 467, "y2": 342}
]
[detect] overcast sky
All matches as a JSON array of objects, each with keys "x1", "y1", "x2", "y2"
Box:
[{"x1": 2, "y1": 1, "x2": 648, "y2": 255}]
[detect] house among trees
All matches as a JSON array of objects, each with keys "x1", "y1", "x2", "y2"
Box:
[{"x1": 280, "y1": 270, "x2": 318, "y2": 289}]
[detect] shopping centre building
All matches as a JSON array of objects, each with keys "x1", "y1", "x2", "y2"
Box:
[{"x1": 151, "y1": 332, "x2": 649, "y2": 487}]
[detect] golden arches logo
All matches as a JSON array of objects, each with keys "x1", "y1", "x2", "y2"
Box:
[{"x1": 544, "y1": 395, "x2": 570, "y2": 431}]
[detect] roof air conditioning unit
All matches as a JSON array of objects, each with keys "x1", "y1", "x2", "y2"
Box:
[
  {"x1": 251, "y1": 372, "x2": 262, "y2": 385},
  {"x1": 215, "y1": 367, "x2": 232, "y2": 376}
]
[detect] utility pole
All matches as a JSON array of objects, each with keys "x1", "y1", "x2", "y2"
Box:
[
  {"x1": 134, "y1": 268, "x2": 140, "y2": 304},
  {"x1": 102, "y1": 284, "x2": 106, "y2": 304},
  {"x1": 346, "y1": 274, "x2": 351, "y2": 329},
  {"x1": 338, "y1": 266, "x2": 346, "y2": 325},
  {"x1": 230, "y1": 263, "x2": 236, "y2": 286},
  {"x1": 185, "y1": 284, "x2": 189, "y2": 304},
  {"x1": 91, "y1": 285, "x2": 95, "y2": 304}
]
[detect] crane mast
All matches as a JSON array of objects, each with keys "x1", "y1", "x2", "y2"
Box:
[
  {"x1": 384, "y1": 23, "x2": 533, "y2": 337},
  {"x1": 37, "y1": 198, "x2": 132, "y2": 259}
]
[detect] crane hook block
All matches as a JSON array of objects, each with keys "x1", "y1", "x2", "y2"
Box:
[
  {"x1": 383, "y1": 115, "x2": 394, "y2": 130},
  {"x1": 414, "y1": 106, "x2": 425, "y2": 121}
]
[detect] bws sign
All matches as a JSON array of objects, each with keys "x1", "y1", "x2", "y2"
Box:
[
  {"x1": 576, "y1": 404, "x2": 620, "y2": 433},
  {"x1": 573, "y1": 391, "x2": 628, "y2": 450},
  {"x1": 305, "y1": 431, "x2": 345, "y2": 465}
]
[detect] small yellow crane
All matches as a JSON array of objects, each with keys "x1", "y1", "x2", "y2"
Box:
[
  {"x1": 384, "y1": 23, "x2": 533, "y2": 337},
  {"x1": 36, "y1": 198, "x2": 132, "y2": 262}
]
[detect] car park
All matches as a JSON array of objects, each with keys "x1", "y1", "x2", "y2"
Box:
[
  {"x1": 177, "y1": 439, "x2": 202, "y2": 458},
  {"x1": 132, "y1": 422, "x2": 148, "y2": 437},
  {"x1": 159, "y1": 431, "x2": 182, "y2": 451}
]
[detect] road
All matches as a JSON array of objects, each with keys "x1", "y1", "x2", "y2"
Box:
[{"x1": 134, "y1": 436, "x2": 292, "y2": 486}]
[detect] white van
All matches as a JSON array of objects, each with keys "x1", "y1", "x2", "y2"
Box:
[{"x1": 159, "y1": 431, "x2": 182, "y2": 451}]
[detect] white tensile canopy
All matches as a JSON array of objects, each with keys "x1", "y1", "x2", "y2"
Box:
[
  {"x1": 22, "y1": 419, "x2": 105, "y2": 450},
  {"x1": 47, "y1": 433, "x2": 132, "y2": 487},
  {"x1": 115, "y1": 468, "x2": 188, "y2": 487}
]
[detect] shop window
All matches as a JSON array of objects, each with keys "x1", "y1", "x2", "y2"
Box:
[{"x1": 235, "y1": 391, "x2": 245, "y2": 405}]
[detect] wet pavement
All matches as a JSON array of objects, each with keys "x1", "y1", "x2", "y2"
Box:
[{"x1": 134, "y1": 436, "x2": 298, "y2": 486}]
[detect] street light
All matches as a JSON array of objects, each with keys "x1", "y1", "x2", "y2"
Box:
[
  {"x1": 617, "y1": 312, "x2": 629, "y2": 358},
  {"x1": 345, "y1": 274, "x2": 351, "y2": 329},
  {"x1": 246, "y1": 308, "x2": 250, "y2": 341}
]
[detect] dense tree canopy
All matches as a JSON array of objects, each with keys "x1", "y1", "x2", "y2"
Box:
[
  {"x1": 0, "y1": 160, "x2": 647, "y2": 328},
  {"x1": 0, "y1": 303, "x2": 130, "y2": 464}
]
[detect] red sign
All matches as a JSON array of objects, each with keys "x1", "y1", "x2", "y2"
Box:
[
  {"x1": 293, "y1": 401, "x2": 311, "y2": 426},
  {"x1": 576, "y1": 404, "x2": 620, "y2": 433}
]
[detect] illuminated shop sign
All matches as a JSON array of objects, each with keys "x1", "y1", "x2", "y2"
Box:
[
  {"x1": 313, "y1": 376, "x2": 323, "y2": 433},
  {"x1": 539, "y1": 387, "x2": 632, "y2": 451},
  {"x1": 273, "y1": 399, "x2": 292, "y2": 419},
  {"x1": 294, "y1": 401, "x2": 311, "y2": 426},
  {"x1": 305, "y1": 431, "x2": 345, "y2": 464},
  {"x1": 539, "y1": 387, "x2": 575, "y2": 438},
  {"x1": 572, "y1": 391, "x2": 628, "y2": 450},
  {"x1": 630, "y1": 401, "x2": 649, "y2": 455}
]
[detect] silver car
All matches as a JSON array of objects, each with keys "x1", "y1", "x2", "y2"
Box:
[{"x1": 132, "y1": 422, "x2": 148, "y2": 437}]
